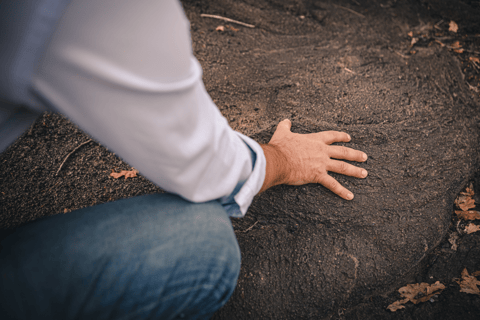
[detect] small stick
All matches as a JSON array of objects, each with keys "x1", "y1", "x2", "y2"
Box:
[
  {"x1": 56, "y1": 139, "x2": 92, "y2": 176},
  {"x1": 456, "y1": 220, "x2": 463, "y2": 234},
  {"x1": 468, "y1": 83, "x2": 479, "y2": 93},
  {"x1": 333, "y1": 4, "x2": 365, "y2": 18},
  {"x1": 200, "y1": 14, "x2": 255, "y2": 28},
  {"x1": 243, "y1": 221, "x2": 259, "y2": 233},
  {"x1": 344, "y1": 67, "x2": 355, "y2": 74},
  {"x1": 395, "y1": 51, "x2": 409, "y2": 59},
  {"x1": 434, "y1": 19, "x2": 444, "y2": 30},
  {"x1": 446, "y1": 45, "x2": 480, "y2": 55},
  {"x1": 472, "y1": 61, "x2": 480, "y2": 71}
]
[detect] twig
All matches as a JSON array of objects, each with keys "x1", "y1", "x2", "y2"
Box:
[
  {"x1": 344, "y1": 67, "x2": 355, "y2": 74},
  {"x1": 56, "y1": 139, "x2": 92, "y2": 176},
  {"x1": 395, "y1": 51, "x2": 409, "y2": 59},
  {"x1": 243, "y1": 221, "x2": 259, "y2": 233},
  {"x1": 456, "y1": 220, "x2": 463, "y2": 235},
  {"x1": 468, "y1": 83, "x2": 479, "y2": 93},
  {"x1": 434, "y1": 19, "x2": 444, "y2": 30},
  {"x1": 472, "y1": 60, "x2": 480, "y2": 71},
  {"x1": 200, "y1": 14, "x2": 255, "y2": 28},
  {"x1": 433, "y1": 36, "x2": 453, "y2": 41},
  {"x1": 447, "y1": 46, "x2": 480, "y2": 55},
  {"x1": 333, "y1": 4, "x2": 365, "y2": 18},
  {"x1": 463, "y1": 49, "x2": 480, "y2": 55}
]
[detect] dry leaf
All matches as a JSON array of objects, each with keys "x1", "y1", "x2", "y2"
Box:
[
  {"x1": 454, "y1": 49, "x2": 464, "y2": 54},
  {"x1": 455, "y1": 210, "x2": 480, "y2": 220},
  {"x1": 455, "y1": 186, "x2": 475, "y2": 211},
  {"x1": 215, "y1": 25, "x2": 225, "y2": 32},
  {"x1": 465, "y1": 223, "x2": 480, "y2": 234},
  {"x1": 226, "y1": 25, "x2": 239, "y2": 32},
  {"x1": 110, "y1": 169, "x2": 139, "y2": 179},
  {"x1": 411, "y1": 37, "x2": 418, "y2": 46},
  {"x1": 456, "y1": 268, "x2": 480, "y2": 294},
  {"x1": 470, "y1": 57, "x2": 480, "y2": 64},
  {"x1": 408, "y1": 31, "x2": 413, "y2": 37},
  {"x1": 472, "y1": 271, "x2": 480, "y2": 277},
  {"x1": 462, "y1": 186, "x2": 474, "y2": 197},
  {"x1": 448, "y1": 232, "x2": 458, "y2": 251},
  {"x1": 457, "y1": 197, "x2": 475, "y2": 211},
  {"x1": 451, "y1": 41, "x2": 462, "y2": 49},
  {"x1": 387, "y1": 298, "x2": 409, "y2": 312},
  {"x1": 449, "y1": 20, "x2": 458, "y2": 33},
  {"x1": 387, "y1": 281, "x2": 445, "y2": 311}
]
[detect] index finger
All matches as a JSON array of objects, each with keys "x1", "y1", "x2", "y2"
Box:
[{"x1": 314, "y1": 131, "x2": 351, "y2": 145}]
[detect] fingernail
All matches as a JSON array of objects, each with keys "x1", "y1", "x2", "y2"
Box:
[
  {"x1": 347, "y1": 134, "x2": 351, "y2": 140},
  {"x1": 362, "y1": 153, "x2": 368, "y2": 161},
  {"x1": 347, "y1": 192, "x2": 354, "y2": 200},
  {"x1": 362, "y1": 169, "x2": 368, "y2": 177}
]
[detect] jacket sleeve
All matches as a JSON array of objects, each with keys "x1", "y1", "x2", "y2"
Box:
[{"x1": 32, "y1": 0, "x2": 266, "y2": 216}]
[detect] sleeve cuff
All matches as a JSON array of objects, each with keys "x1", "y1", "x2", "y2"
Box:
[{"x1": 217, "y1": 132, "x2": 266, "y2": 218}]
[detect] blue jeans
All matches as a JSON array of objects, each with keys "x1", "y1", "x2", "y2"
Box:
[{"x1": 0, "y1": 193, "x2": 241, "y2": 319}]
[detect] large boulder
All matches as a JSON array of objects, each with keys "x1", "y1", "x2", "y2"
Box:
[{"x1": 182, "y1": 0, "x2": 480, "y2": 318}]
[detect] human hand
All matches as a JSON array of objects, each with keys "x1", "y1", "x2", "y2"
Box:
[{"x1": 259, "y1": 119, "x2": 368, "y2": 200}]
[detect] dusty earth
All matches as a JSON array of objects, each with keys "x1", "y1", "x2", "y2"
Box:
[{"x1": 1, "y1": 0, "x2": 480, "y2": 319}]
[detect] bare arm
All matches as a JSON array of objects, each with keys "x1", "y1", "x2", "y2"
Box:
[{"x1": 259, "y1": 119, "x2": 368, "y2": 200}]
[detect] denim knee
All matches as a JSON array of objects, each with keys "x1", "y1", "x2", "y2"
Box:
[
  {"x1": 0, "y1": 194, "x2": 241, "y2": 320},
  {"x1": 166, "y1": 201, "x2": 241, "y2": 318}
]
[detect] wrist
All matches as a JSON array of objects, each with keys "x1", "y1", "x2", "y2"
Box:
[{"x1": 259, "y1": 144, "x2": 289, "y2": 193}]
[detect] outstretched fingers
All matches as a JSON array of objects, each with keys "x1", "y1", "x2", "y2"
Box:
[
  {"x1": 318, "y1": 174, "x2": 354, "y2": 200},
  {"x1": 315, "y1": 131, "x2": 351, "y2": 144},
  {"x1": 328, "y1": 146, "x2": 368, "y2": 162},
  {"x1": 327, "y1": 160, "x2": 368, "y2": 178}
]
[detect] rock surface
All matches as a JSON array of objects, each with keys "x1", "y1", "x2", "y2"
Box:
[{"x1": 183, "y1": 0, "x2": 480, "y2": 318}]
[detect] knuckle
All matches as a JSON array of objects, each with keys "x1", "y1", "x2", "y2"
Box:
[
  {"x1": 315, "y1": 172, "x2": 327, "y2": 184},
  {"x1": 339, "y1": 161, "x2": 349, "y2": 173},
  {"x1": 328, "y1": 179, "x2": 340, "y2": 191}
]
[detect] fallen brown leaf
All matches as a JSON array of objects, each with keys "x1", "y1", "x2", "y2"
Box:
[
  {"x1": 408, "y1": 31, "x2": 413, "y2": 37},
  {"x1": 456, "y1": 268, "x2": 480, "y2": 295},
  {"x1": 226, "y1": 25, "x2": 239, "y2": 32},
  {"x1": 216, "y1": 25, "x2": 225, "y2": 32},
  {"x1": 462, "y1": 186, "x2": 474, "y2": 197},
  {"x1": 110, "y1": 169, "x2": 139, "y2": 179},
  {"x1": 449, "y1": 20, "x2": 458, "y2": 33},
  {"x1": 387, "y1": 298, "x2": 409, "y2": 312},
  {"x1": 451, "y1": 41, "x2": 462, "y2": 49},
  {"x1": 448, "y1": 232, "x2": 458, "y2": 251},
  {"x1": 470, "y1": 57, "x2": 480, "y2": 63},
  {"x1": 465, "y1": 223, "x2": 480, "y2": 234},
  {"x1": 455, "y1": 185, "x2": 475, "y2": 211},
  {"x1": 455, "y1": 210, "x2": 480, "y2": 220},
  {"x1": 387, "y1": 281, "x2": 445, "y2": 312},
  {"x1": 454, "y1": 49, "x2": 464, "y2": 54}
]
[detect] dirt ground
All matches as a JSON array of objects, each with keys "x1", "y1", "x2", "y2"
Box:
[{"x1": 1, "y1": 0, "x2": 480, "y2": 319}]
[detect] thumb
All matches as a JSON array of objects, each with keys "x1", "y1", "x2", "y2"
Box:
[{"x1": 276, "y1": 119, "x2": 292, "y2": 132}]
